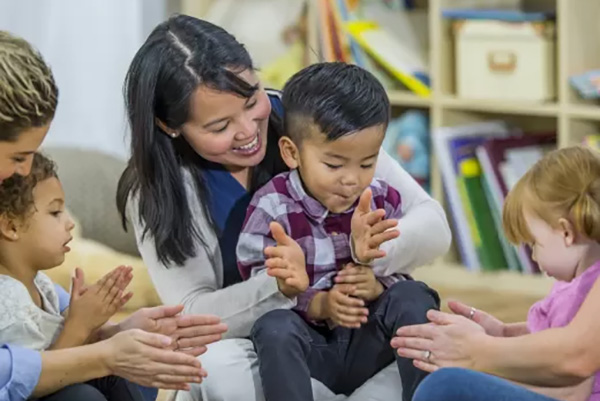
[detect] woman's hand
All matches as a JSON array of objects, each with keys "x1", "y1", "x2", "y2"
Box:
[
  {"x1": 116, "y1": 305, "x2": 227, "y2": 353},
  {"x1": 390, "y1": 309, "x2": 487, "y2": 372},
  {"x1": 351, "y1": 188, "x2": 399, "y2": 265},
  {"x1": 334, "y1": 263, "x2": 384, "y2": 302},
  {"x1": 101, "y1": 329, "x2": 207, "y2": 391},
  {"x1": 447, "y1": 300, "x2": 506, "y2": 337},
  {"x1": 264, "y1": 221, "x2": 309, "y2": 298}
]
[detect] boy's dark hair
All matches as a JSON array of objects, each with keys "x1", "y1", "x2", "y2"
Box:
[
  {"x1": 0, "y1": 153, "x2": 58, "y2": 221},
  {"x1": 281, "y1": 62, "x2": 390, "y2": 144}
]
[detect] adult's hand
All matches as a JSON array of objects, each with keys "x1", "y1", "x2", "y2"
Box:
[
  {"x1": 447, "y1": 300, "x2": 506, "y2": 337},
  {"x1": 102, "y1": 329, "x2": 207, "y2": 391},
  {"x1": 117, "y1": 305, "x2": 227, "y2": 353},
  {"x1": 390, "y1": 309, "x2": 487, "y2": 373}
]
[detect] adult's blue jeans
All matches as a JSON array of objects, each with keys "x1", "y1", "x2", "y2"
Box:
[{"x1": 413, "y1": 368, "x2": 559, "y2": 401}]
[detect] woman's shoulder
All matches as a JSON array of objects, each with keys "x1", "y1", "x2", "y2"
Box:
[
  {"x1": 266, "y1": 88, "x2": 283, "y2": 117},
  {"x1": 266, "y1": 88, "x2": 282, "y2": 99}
]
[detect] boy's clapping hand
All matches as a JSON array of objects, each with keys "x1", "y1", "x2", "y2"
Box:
[
  {"x1": 322, "y1": 284, "x2": 369, "y2": 329},
  {"x1": 67, "y1": 266, "x2": 134, "y2": 335},
  {"x1": 350, "y1": 188, "x2": 399, "y2": 265},
  {"x1": 335, "y1": 263, "x2": 384, "y2": 302},
  {"x1": 264, "y1": 221, "x2": 309, "y2": 298}
]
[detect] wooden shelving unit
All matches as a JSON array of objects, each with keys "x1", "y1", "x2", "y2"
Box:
[
  {"x1": 303, "y1": 0, "x2": 600, "y2": 265},
  {"x1": 305, "y1": 0, "x2": 600, "y2": 199},
  {"x1": 184, "y1": 0, "x2": 600, "y2": 267}
]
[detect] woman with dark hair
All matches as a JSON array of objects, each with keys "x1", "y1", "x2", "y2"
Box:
[{"x1": 117, "y1": 14, "x2": 451, "y2": 400}]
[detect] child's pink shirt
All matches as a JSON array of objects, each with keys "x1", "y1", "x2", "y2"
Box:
[{"x1": 528, "y1": 259, "x2": 600, "y2": 401}]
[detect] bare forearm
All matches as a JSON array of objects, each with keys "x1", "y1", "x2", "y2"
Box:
[
  {"x1": 503, "y1": 322, "x2": 530, "y2": 337},
  {"x1": 33, "y1": 343, "x2": 110, "y2": 397},
  {"x1": 476, "y1": 277, "x2": 600, "y2": 387},
  {"x1": 307, "y1": 292, "x2": 328, "y2": 321},
  {"x1": 48, "y1": 320, "x2": 93, "y2": 350},
  {"x1": 517, "y1": 377, "x2": 593, "y2": 401},
  {"x1": 93, "y1": 322, "x2": 120, "y2": 342},
  {"x1": 476, "y1": 328, "x2": 590, "y2": 386}
]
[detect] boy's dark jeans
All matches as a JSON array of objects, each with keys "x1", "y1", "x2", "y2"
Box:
[{"x1": 251, "y1": 280, "x2": 440, "y2": 401}]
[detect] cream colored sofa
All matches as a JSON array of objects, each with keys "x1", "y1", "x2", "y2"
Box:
[
  {"x1": 42, "y1": 146, "x2": 161, "y2": 314},
  {"x1": 45, "y1": 224, "x2": 161, "y2": 317}
]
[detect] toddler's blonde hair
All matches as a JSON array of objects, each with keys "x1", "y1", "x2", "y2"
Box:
[{"x1": 503, "y1": 145, "x2": 600, "y2": 245}]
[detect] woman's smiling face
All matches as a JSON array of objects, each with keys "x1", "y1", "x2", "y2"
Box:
[{"x1": 179, "y1": 69, "x2": 271, "y2": 171}]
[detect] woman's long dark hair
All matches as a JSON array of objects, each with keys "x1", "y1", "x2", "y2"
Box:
[{"x1": 117, "y1": 15, "x2": 284, "y2": 266}]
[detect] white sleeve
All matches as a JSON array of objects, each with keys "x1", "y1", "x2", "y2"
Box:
[
  {"x1": 129, "y1": 196, "x2": 296, "y2": 339},
  {"x1": 374, "y1": 148, "x2": 452, "y2": 275}
]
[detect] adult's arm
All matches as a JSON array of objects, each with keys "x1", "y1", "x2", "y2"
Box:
[
  {"x1": 0, "y1": 348, "x2": 11, "y2": 390},
  {"x1": 0, "y1": 345, "x2": 42, "y2": 401},
  {"x1": 374, "y1": 149, "x2": 451, "y2": 275},
  {"x1": 32, "y1": 343, "x2": 110, "y2": 397},
  {"x1": 34, "y1": 329, "x2": 205, "y2": 398},
  {"x1": 395, "y1": 277, "x2": 600, "y2": 387},
  {"x1": 2, "y1": 331, "x2": 207, "y2": 400},
  {"x1": 129, "y1": 198, "x2": 295, "y2": 339},
  {"x1": 473, "y1": 276, "x2": 600, "y2": 386}
]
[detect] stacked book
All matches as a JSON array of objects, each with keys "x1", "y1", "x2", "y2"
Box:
[
  {"x1": 313, "y1": 0, "x2": 430, "y2": 96},
  {"x1": 434, "y1": 121, "x2": 557, "y2": 273}
]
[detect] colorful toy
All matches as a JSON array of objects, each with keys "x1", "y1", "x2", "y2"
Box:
[
  {"x1": 383, "y1": 110, "x2": 430, "y2": 191},
  {"x1": 570, "y1": 70, "x2": 600, "y2": 100},
  {"x1": 582, "y1": 134, "x2": 600, "y2": 150}
]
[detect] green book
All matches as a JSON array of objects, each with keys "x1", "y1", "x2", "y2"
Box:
[
  {"x1": 480, "y1": 174, "x2": 522, "y2": 272},
  {"x1": 457, "y1": 158, "x2": 507, "y2": 271}
]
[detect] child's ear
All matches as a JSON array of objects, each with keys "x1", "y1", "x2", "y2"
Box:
[
  {"x1": 279, "y1": 137, "x2": 300, "y2": 169},
  {"x1": 558, "y1": 217, "x2": 576, "y2": 247},
  {"x1": 0, "y1": 216, "x2": 19, "y2": 242}
]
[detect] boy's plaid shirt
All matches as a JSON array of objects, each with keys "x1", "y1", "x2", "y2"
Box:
[{"x1": 237, "y1": 170, "x2": 405, "y2": 314}]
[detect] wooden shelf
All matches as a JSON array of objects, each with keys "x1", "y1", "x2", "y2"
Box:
[
  {"x1": 284, "y1": 0, "x2": 600, "y2": 269},
  {"x1": 441, "y1": 96, "x2": 560, "y2": 117},
  {"x1": 568, "y1": 104, "x2": 600, "y2": 121},
  {"x1": 387, "y1": 90, "x2": 431, "y2": 107}
]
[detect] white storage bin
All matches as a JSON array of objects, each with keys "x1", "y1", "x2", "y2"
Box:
[{"x1": 454, "y1": 19, "x2": 556, "y2": 102}]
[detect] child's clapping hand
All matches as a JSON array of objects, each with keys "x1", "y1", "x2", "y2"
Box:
[
  {"x1": 335, "y1": 263, "x2": 384, "y2": 302},
  {"x1": 322, "y1": 284, "x2": 369, "y2": 328},
  {"x1": 351, "y1": 188, "x2": 400, "y2": 265},
  {"x1": 264, "y1": 222, "x2": 309, "y2": 298},
  {"x1": 67, "y1": 266, "x2": 134, "y2": 335}
]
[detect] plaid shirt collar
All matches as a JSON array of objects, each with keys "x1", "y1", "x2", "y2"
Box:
[{"x1": 287, "y1": 169, "x2": 355, "y2": 224}]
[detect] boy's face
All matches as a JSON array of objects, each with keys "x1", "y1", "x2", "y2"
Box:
[
  {"x1": 281, "y1": 125, "x2": 385, "y2": 213},
  {"x1": 17, "y1": 177, "x2": 75, "y2": 270}
]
